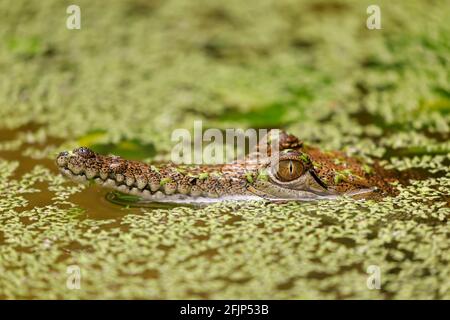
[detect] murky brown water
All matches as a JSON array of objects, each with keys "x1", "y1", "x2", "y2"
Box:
[
  {"x1": 0, "y1": 125, "x2": 448, "y2": 299},
  {"x1": 1, "y1": 125, "x2": 446, "y2": 218},
  {"x1": 0, "y1": 126, "x2": 131, "y2": 219}
]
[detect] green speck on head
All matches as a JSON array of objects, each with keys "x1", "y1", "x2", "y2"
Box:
[
  {"x1": 298, "y1": 153, "x2": 311, "y2": 164},
  {"x1": 341, "y1": 169, "x2": 353, "y2": 176},
  {"x1": 198, "y1": 172, "x2": 209, "y2": 180},
  {"x1": 334, "y1": 172, "x2": 346, "y2": 184},
  {"x1": 173, "y1": 167, "x2": 186, "y2": 174},
  {"x1": 160, "y1": 177, "x2": 172, "y2": 186},
  {"x1": 312, "y1": 161, "x2": 322, "y2": 169},
  {"x1": 257, "y1": 169, "x2": 269, "y2": 181},
  {"x1": 333, "y1": 169, "x2": 354, "y2": 184},
  {"x1": 151, "y1": 165, "x2": 160, "y2": 173},
  {"x1": 362, "y1": 164, "x2": 374, "y2": 175}
]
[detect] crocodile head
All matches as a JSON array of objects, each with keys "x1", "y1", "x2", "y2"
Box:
[
  {"x1": 56, "y1": 131, "x2": 392, "y2": 203},
  {"x1": 245, "y1": 130, "x2": 387, "y2": 200}
]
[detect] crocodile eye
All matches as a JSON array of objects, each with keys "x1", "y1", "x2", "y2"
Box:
[{"x1": 276, "y1": 160, "x2": 305, "y2": 182}]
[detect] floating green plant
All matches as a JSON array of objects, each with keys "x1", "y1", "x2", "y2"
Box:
[{"x1": 78, "y1": 131, "x2": 156, "y2": 160}]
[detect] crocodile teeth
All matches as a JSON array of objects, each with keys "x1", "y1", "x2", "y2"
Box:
[
  {"x1": 104, "y1": 179, "x2": 116, "y2": 188},
  {"x1": 115, "y1": 174, "x2": 124, "y2": 183},
  {"x1": 207, "y1": 191, "x2": 219, "y2": 198},
  {"x1": 130, "y1": 187, "x2": 140, "y2": 196},
  {"x1": 125, "y1": 176, "x2": 135, "y2": 187},
  {"x1": 136, "y1": 176, "x2": 147, "y2": 190},
  {"x1": 153, "y1": 191, "x2": 165, "y2": 199},
  {"x1": 117, "y1": 184, "x2": 128, "y2": 193},
  {"x1": 68, "y1": 162, "x2": 83, "y2": 175},
  {"x1": 85, "y1": 168, "x2": 97, "y2": 179},
  {"x1": 177, "y1": 184, "x2": 190, "y2": 195},
  {"x1": 148, "y1": 177, "x2": 160, "y2": 192},
  {"x1": 190, "y1": 185, "x2": 202, "y2": 197},
  {"x1": 141, "y1": 189, "x2": 151, "y2": 197},
  {"x1": 163, "y1": 182, "x2": 177, "y2": 195},
  {"x1": 99, "y1": 170, "x2": 108, "y2": 180},
  {"x1": 71, "y1": 173, "x2": 87, "y2": 183}
]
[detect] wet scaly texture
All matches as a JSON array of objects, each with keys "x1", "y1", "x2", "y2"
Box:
[{"x1": 55, "y1": 133, "x2": 394, "y2": 203}]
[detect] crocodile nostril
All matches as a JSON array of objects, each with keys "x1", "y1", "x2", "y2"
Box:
[
  {"x1": 68, "y1": 161, "x2": 83, "y2": 175},
  {"x1": 56, "y1": 151, "x2": 70, "y2": 167},
  {"x1": 85, "y1": 167, "x2": 98, "y2": 179}
]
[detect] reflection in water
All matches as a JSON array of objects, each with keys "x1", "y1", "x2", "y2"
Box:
[{"x1": 105, "y1": 191, "x2": 198, "y2": 210}]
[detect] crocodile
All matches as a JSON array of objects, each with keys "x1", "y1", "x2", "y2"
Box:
[{"x1": 56, "y1": 130, "x2": 394, "y2": 203}]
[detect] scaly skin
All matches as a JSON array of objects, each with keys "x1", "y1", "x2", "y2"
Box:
[{"x1": 56, "y1": 131, "x2": 393, "y2": 203}]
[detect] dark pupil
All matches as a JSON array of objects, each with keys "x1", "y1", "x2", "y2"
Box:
[{"x1": 276, "y1": 160, "x2": 303, "y2": 182}]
